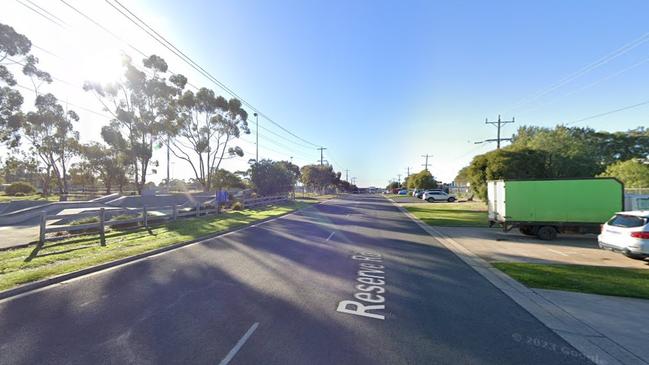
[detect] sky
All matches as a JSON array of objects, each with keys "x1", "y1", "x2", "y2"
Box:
[{"x1": 2, "y1": 0, "x2": 649, "y2": 187}]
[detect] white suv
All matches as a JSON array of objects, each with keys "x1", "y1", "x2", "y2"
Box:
[
  {"x1": 598, "y1": 211, "x2": 649, "y2": 260},
  {"x1": 422, "y1": 190, "x2": 456, "y2": 203}
]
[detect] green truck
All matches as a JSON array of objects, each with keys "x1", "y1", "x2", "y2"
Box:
[{"x1": 487, "y1": 178, "x2": 624, "y2": 240}]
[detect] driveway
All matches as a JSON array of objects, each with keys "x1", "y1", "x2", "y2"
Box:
[{"x1": 435, "y1": 226, "x2": 649, "y2": 269}]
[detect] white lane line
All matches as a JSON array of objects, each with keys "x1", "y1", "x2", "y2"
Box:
[
  {"x1": 547, "y1": 249, "x2": 569, "y2": 257},
  {"x1": 218, "y1": 322, "x2": 259, "y2": 365},
  {"x1": 326, "y1": 231, "x2": 335, "y2": 241}
]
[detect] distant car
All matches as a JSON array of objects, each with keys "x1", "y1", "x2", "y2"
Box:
[
  {"x1": 412, "y1": 189, "x2": 423, "y2": 197},
  {"x1": 598, "y1": 211, "x2": 649, "y2": 260},
  {"x1": 422, "y1": 190, "x2": 456, "y2": 202},
  {"x1": 416, "y1": 189, "x2": 442, "y2": 199},
  {"x1": 397, "y1": 189, "x2": 408, "y2": 195}
]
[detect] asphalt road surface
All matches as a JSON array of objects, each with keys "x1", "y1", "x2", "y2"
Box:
[{"x1": 0, "y1": 195, "x2": 592, "y2": 365}]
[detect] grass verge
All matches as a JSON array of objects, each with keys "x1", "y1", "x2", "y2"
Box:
[
  {"x1": 0, "y1": 193, "x2": 60, "y2": 202},
  {"x1": 0, "y1": 201, "x2": 311, "y2": 292},
  {"x1": 494, "y1": 262, "x2": 649, "y2": 300},
  {"x1": 403, "y1": 202, "x2": 488, "y2": 227}
]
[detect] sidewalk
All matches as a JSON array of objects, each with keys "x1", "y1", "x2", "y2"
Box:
[{"x1": 535, "y1": 289, "x2": 649, "y2": 364}]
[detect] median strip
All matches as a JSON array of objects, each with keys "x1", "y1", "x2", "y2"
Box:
[{"x1": 0, "y1": 201, "x2": 313, "y2": 296}]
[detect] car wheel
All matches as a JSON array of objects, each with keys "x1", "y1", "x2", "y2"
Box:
[
  {"x1": 623, "y1": 250, "x2": 647, "y2": 260},
  {"x1": 536, "y1": 226, "x2": 557, "y2": 241},
  {"x1": 447, "y1": 197, "x2": 456, "y2": 202},
  {"x1": 426, "y1": 197, "x2": 435, "y2": 203}
]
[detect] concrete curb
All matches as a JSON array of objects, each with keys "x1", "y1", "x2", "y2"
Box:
[
  {"x1": 388, "y1": 198, "x2": 646, "y2": 365},
  {"x1": 0, "y1": 201, "x2": 322, "y2": 301}
]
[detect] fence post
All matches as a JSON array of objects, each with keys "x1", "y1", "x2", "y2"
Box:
[
  {"x1": 172, "y1": 204, "x2": 177, "y2": 221},
  {"x1": 39, "y1": 211, "x2": 46, "y2": 246},
  {"x1": 99, "y1": 208, "x2": 106, "y2": 246},
  {"x1": 143, "y1": 206, "x2": 148, "y2": 229}
]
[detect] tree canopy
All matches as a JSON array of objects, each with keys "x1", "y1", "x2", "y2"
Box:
[
  {"x1": 599, "y1": 160, "x2": 649, "y2": 189},
  {"x1": 249, "y1": 159, "x2": 296, "y2": 195}
]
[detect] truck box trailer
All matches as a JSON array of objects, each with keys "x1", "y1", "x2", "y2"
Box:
[{"x1": 487, "y1": 178, "x2": 624, "y2": 240}]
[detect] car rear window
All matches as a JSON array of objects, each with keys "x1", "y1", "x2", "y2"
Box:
[{"x1": 608, "y1": 214, "x2": 648, "y2": 228}]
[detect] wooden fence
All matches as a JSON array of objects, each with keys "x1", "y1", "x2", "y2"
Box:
[{"x1": 38, "y1": 195, "x2": 290, "y2": 246}]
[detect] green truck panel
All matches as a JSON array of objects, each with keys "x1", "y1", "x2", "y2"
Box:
[{"x1": 495, "y1": 178, "x2": 623, "y2": 224}]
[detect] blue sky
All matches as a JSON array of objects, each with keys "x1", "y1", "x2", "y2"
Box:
[{"x1": 4, "y1": 1, "x2": 649, "y2": 187}]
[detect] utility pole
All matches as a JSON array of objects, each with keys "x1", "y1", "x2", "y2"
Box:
[
  {"x1": 317, "y1": 147, "x2": 327, "y2": 165},
  {"x1": 351, "y1": 177, "x2": 357, "y2": 186},
  {"x1": 254, "y1": 113, "x2": 259, "y2": 163},
  {"x1": 475, "y1": 115, "x2": 515, "y2": 149},
  {"x1": 406, "y1": 166, "x2": 410, "y2": 177},
  {"x1": 397, "y1": 174, "x2": 402, "y2": 186},
  {"x1": 166, "y1": 135, "x2": 170, "y2": 189},
  {"x1": 345, "y1": 169, "x2": 350, "y2": 182},
  {"x1": 421, "y1": 154, "x2": 432, "y2": 171}
]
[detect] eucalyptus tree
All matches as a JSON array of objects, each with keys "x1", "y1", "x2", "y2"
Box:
[
  {"x1": 170, "y1": 87, "x2": 249, "y2": 191},
  {"x1": 84, "y1": 54, "x2": 185, "y2": 194},
  {"x1": 23, "y1": 93, "x2": 79, "y2": 196},
  {"x1": 0, "y1": 22, "x2": 51, "y2": 147}
]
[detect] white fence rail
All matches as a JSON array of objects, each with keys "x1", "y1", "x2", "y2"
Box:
[{"x1": 38, "y1": 195, "x2": 290, "y2": 246}]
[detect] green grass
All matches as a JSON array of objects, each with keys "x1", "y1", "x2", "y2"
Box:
[
  {"x1": 0, "y1": 193, "x2": 60, "y2": 202},
  {"x1": 494, "y1": 262, "x2": 649, "y2": 300},
  {"x1": 404, "y1": 202, "x2": 488, "y2": 227},
  {"x1": 0, "y1": 201, "x2": 311, "y2": 292}
]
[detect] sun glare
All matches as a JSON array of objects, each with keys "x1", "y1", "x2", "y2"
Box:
[{"x1": 80, "y1": 48, "x2": 125, "y2": 84}]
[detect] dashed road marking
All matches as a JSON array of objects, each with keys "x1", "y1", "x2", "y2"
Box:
[
  {"x1": 218, "y1": 322, "x2": 259, "y2": 365},
  {"x1": 326, "y1": 232, "x2": 335, "y2": 241}
]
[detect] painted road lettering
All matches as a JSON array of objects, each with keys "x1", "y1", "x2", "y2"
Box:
[{"x1": 336, "y1": 251, "x2": 386, "y2": 320}]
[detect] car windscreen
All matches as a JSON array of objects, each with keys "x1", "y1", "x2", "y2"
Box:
[{"x1": 608, "y1": 214, "x2": 648, "y2": 228}]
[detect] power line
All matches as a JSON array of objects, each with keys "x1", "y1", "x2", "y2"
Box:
[
  {"x1": 505, "y1": 32, "x2": 649, "y2": 113},
  {"x1": 53, "y1": 0, "x2": 318, "y2": 160},
  {"x1": 25, "y1": 0, "x2": 68, "y2": 25},
  {"x1": 567, "y1": 99, "x2": 649, "y2": 126},
  {"x1": 15, "y1": 0, "x2": 66, "y2": 28},
  {"x1": 105, "y1": 0, "x2": 320, "y2": 148},
  {"x1": 58, "y1": 0, "x2": 146, "y2": 58}
]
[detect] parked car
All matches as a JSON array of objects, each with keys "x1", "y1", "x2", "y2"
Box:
[
  {"x1": 422, "y1": 190, "x2": 456, "y2": 202},
  {"x1": 417, "y1": 189, "x2": 442, "y2": 199},
  {"x1": 598, "y1": 211, "x2": 649, "y2": 260},
  {"x1": 397, "y1": 189, "x2": 408, "y2": 195},
  {"x1": 412, "y1": 189, "x2": 423, "y2": 197}
]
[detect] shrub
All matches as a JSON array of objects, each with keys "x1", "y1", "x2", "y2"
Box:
[
  {"x1": 110, "y1": 214, "x2": 140, "y2": 230},
  {"x1": 231, "y1": 201, "x2": 243, "y2": 211},
  {"x1": 69, "y1": 216, "x2": 100, "y2": 234},
  {"x1": 6, "y1": 182, "x2": 36, "y2": 196},
  {"x1": 70, "y1": 216, "x2": 100, "y2": 225},
  {"x1": 13, "y1": 192, "x2": 25, "y2": 197}
]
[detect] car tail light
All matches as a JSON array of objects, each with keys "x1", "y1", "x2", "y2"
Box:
[{"x1": 631, "y1": 232, "x2": 649, "y2": 239}]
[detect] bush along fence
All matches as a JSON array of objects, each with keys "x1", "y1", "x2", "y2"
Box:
[{"x1": 38, "y1": 194, "x2": 291, "y2": 246}]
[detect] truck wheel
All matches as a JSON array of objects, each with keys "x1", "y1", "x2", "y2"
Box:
[
  {"x1": 447, "y1": 197, "x2": 456, "y2": 202},
  {"x1": 426, "y1": 197, "x2": 435, "y2": 203},
  {"x1": 537, "y1": 226, "x2": 557, "y2": 241}
]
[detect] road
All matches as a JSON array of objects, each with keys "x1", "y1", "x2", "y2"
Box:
[{"x1": 0, "y1": 195, "x2": 592, "y2": 364}]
